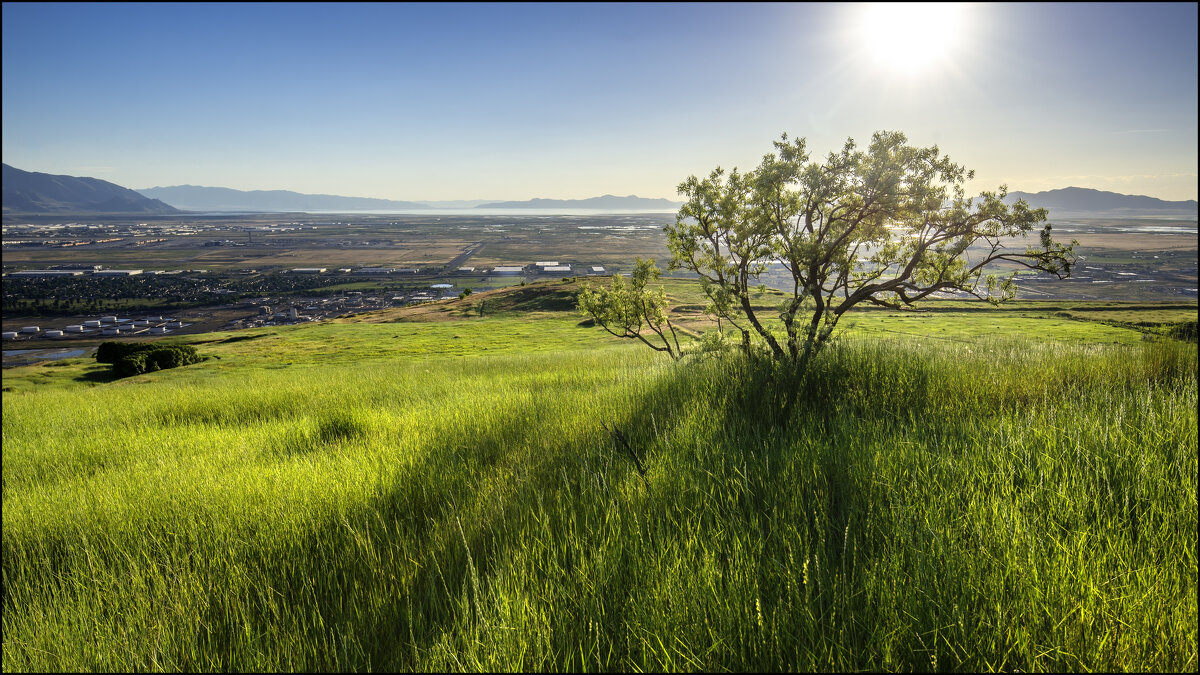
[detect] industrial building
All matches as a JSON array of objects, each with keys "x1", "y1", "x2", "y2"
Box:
[{"x1": 8, "y1": 270, "x2": 84, "y2": 278}]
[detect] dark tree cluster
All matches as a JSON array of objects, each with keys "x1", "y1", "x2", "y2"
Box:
[{"x1": 95, "y1": 341, "x2": 202, "y2": 378}]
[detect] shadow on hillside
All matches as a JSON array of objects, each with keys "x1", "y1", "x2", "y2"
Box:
[
  {"x1": 183, "y1": 346, "x2": 1056, "y2": 670},
  {"x1": 72, "y1": 365, "x2": 119, "y2": 384}
]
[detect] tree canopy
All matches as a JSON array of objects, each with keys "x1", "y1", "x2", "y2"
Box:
[
  {"x1": 664, "y1": 130, "x2": 1076, "y2": 368},
  {"x1": 577, "y1": 258, "x2": 682, "y2": 360}
]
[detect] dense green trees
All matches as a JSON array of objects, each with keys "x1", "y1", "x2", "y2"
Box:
[{"x1": 96, "y1": 341, "x2": 202, "y2": 377}]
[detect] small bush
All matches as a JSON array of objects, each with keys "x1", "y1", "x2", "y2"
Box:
[
  {"x1": 96, "y1": 341, "x2": 153, "y2": 364},
  {"x1": 102, "y1": 344, "x2": 202, "y2": 378},
  {"x1": 113, "y1": 352, "x2": 150, "y2": 378}
]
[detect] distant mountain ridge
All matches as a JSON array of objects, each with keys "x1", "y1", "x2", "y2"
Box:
[
  {"x1": 2, "y1": 164, "x2": 178, "y2": 214},
  {"x1": 136, "y1": 185, "x2": 429, "y2": 212},
  {"x1": 1005, "y1": 187, "x2": 1197, "y2": 216},
  {"x1": 476, "y1": 194, "x2": 680, "y2": 210},
  {"x1": 136, "y1": 186, "x2": 682, "y2": 212}
]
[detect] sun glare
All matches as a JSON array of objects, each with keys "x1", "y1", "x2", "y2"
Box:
[{"x1": 859, "y1": 3, "x2": 965, "y2": 75}]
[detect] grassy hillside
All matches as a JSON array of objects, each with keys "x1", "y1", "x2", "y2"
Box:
[{"x1": 2, "y1": 283, "x2": 1197, "y2": 671}]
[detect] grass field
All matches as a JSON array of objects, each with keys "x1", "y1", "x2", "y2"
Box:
[{"x1": 2, "y1": 283, "x2": 1196, "y2": 671}]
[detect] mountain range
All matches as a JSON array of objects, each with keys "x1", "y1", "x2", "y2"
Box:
[
  {"x1": 475, "y1": 195, "x2": 680, "y2": 210},
  {"x1": 2, "y1": 164, "x2": 177, "y2": 214},
  {"x1": 1005, "y1": 187, "x2": 1197, "y2": 216},
  {"x1": 2, "y1": 165, "x2": 1196, "y2": 217},
  {"x1": 135, "y1": 185, "x2": 428, "y2": 212}
]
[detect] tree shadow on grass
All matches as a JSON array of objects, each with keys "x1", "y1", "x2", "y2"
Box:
[{"x1": 73, "y1": 365, "x2": 119, "y2": 384}]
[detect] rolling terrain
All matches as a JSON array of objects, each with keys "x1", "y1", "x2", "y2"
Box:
[{"x1": 2, "y1": 281, "x2": 1196, "y2": 671}]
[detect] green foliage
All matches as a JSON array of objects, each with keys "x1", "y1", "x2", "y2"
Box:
[
  {"x1": 577, "y1": 259, "x2": 682, "y2": 360},
  {"x1": 96, "y1": 340, "x2": 152, "y2": 364},
  {"x1": 667, "y1": 131, "x2": 1078, "y2": 369},
  {"x1": 1167, "y1": 320, "x2": 1198, "y2": 342},
  {"x1": 96, "y1": 342, "x2": 202, "y2": 378},
  {"x1": 2, "y1": 337, "x2": 1194, "y2": 671}
]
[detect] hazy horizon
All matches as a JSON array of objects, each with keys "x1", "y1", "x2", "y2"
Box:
[{"x1": 3, "y1": 3, "x2": 1196, "y2": 202}]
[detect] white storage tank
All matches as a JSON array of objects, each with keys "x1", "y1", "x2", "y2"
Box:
[
  {"x1": 20, "y1": 326, "x2": 40, "y2": 334},
  {"x1": 66, "y1": 325, "x2": 85, "y2": 332},
  {"x1": 44, "y1": 330, "x2": 64, "y2": 338},
  {"x1": 149, "y1": 326, "x2": 168, "y2": 335},
  {"x1": 133, "y1": 320, "x2": 150, "y2": 326},
  {"x1": 1, "y1": 332, "x2": 18, "y2": 340},
  {"x1": 102, "y1": 327, "x2": 120, "y2": 335},
  {"x1": 100, "y1": 316, "x2": 118, "y2": 323},
  {"x1": 83, "y1": 320, "x2": 102, "y2": 328}
]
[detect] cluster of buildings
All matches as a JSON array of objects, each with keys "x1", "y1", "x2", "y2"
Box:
[
  {"x1": 6, "y1": 266, "x2": 190, "y2": 278},
  {"x1": 284, "y1": 263, "x2": 608, "y2": 276},
  {"x1": 2, "y1": 315, "x2": 188, "y2": 341}
]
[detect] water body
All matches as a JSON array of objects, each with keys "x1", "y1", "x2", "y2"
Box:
[
  {"x1": 296, "y1": 208, "x2": 679, "y2": 216},
  {"x1": 2, "y1": 348, "x2": 89, "y2": 367}
]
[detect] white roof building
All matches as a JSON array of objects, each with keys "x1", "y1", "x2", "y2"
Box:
[
  {"x1": 94, "y1": 269, "x2": 143, "y2": 276},
  {"x1": 9, "y1": 270, "x2": 83, "y2": 277}
]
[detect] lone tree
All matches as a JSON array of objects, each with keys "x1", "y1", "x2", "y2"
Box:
[
  {"x1": 578, "y1": 258, "x2": 683, "y2": 360},
  {"x1": 657, "y1": 130, "x2": 1076, "y2": 371}
]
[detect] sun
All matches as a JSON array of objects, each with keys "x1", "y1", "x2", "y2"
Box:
[{"x1": 859, "y1": 3, "x2": 966, "y2": 74}]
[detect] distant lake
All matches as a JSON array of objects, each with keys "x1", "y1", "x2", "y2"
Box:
[
  {"x1": 2, "y1": 348, "x2": 89, "y2": 367},
  {"x1": 177, "y1": 208, "x2": 678, "y2": 217},
  {"x1": 295, "y1": 208, "x2": 679, "y2": 216}
]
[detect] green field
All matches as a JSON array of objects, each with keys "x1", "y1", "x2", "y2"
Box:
[{"x1": 2, "y1": 284, "x2": 1197, "y2": 671}]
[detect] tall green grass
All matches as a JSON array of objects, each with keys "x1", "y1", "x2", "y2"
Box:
[{"x1": 2, "y1": 335, "x2": 1196, "y2": 671}]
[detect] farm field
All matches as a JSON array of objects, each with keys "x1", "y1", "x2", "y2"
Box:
[{"x1": 2, "y1": 282, "x2": 1196, "y2": 671}]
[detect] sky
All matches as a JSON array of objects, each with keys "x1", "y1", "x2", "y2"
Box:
[{"x1": 2, "y1": 2, "x2": 1197, "y2": 202}]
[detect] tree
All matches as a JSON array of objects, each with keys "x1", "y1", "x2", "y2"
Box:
[
  {"x1": 666, "y1": 131, "x2": 1076, "y2": 373},
  {"x1": 577, "y1": 258, "x2": 683, "y2": 360}
]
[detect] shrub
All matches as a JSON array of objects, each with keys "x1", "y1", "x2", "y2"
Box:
[
  {"x1": 113, "y1": 352, "x2": 150, "y2": 377},
  {"x1": 102, "y1": 344, "x2": 202, "y2": 378},
  {"x1": 95, "y1": 341, "x2": 154, "y2": 364}
]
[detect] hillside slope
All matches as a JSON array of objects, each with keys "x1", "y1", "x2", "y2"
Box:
[
  {"x1": 2, "y1": 291, "x2": 1195, "y2": 671},
  {"x1": 2, "y1": 164, "x2": 178, "y2": 214}
]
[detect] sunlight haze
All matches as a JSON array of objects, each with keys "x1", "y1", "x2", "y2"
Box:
[{"x1": 2, "y1": 2, "x2": 1196, "y2": 202}]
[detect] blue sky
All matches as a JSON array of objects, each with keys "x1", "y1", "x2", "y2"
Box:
[{"x1": 3, "y1": 2, "x2": 1196, "y2": 201}]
